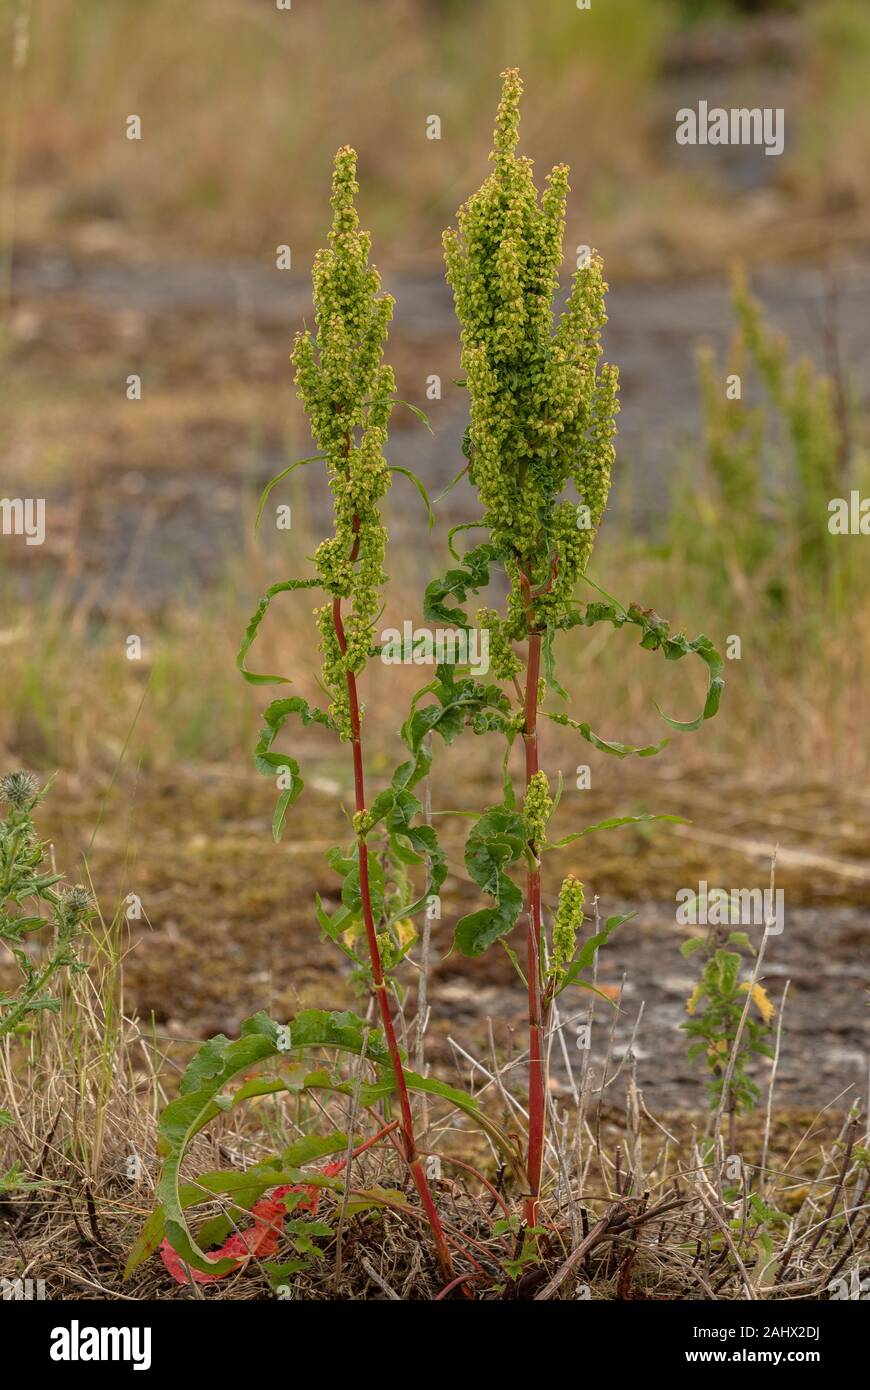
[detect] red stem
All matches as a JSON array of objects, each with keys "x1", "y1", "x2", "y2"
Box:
[
  {"x1": 522, "y1": 625, "x2": 547, "y2": 1228},
  {"x1": 331, "y1": 532, "x2": 455, "y2": 1285}
]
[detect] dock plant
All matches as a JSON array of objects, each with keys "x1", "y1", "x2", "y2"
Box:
[
  {"x1": 425, "y1": 69, "x2": 724, "y2": 1224},
  {"x1": 130, "y1": 148, "x2": 474, "y2": 1288},
  {"x1": 132, "y1": 77, "x2": 726, "y2": 1291},
  {"x1": 238, "y1": 147, "x2": 459, "y2": 1282}
]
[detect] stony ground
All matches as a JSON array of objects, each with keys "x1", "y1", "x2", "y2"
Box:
[{"x1": 15, "y1": 759, "x2": 865, "y2": 1117}]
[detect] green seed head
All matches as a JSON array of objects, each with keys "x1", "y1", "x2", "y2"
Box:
[
  {"x1": 524, "y1": 770, "x2": 553, "y2": 845},
  {"x1": 291, "y1": 146, "x2": 395, "y2": 739},
  {"x1": 444, "y1": 69, "x2": 619, "y2": 633},
  {"x1": 552, "y1": 874, "x2": 585, "y2": 976}
]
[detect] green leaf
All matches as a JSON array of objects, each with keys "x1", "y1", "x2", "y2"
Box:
[
  {"x1": 547, "y1": 812, "x2": 686, "y2": 847},
  {"x1": 253, "y1": 696, "x2": 334, "y2": 833},
  {"x1": 254, "y1": 455, "x2": 325, "y2": 531},
  {"x1": 389, "y1": 466, "x2": 435, "y2": 529},
  {"x1": 559, "y1": 913, "x2": 633, "y2": 992},
  {"x1": 272, "y1": 785, "x2": 297, "y2": 843},
  {"x1": 265, "y1": 1258, "x2": 311, "y2": 1288},
  {"x1": 542, "y1": 628, "x2": 568, "y2": 701},
  {"x1": 423, "y1": 542, "x2": 499, "y2": 630},
  {"x1": 447, "y1": 520, "x2": 486, "y2": 560},
  {"x1": 372, "y1": 396, "x2": 433, "y2": 433},
  {"x1": 279, "y1": 1066, "x2": 526, "y2": 1185},
  {"x1": 434, "y1": 462, "x2": 471, "y2": 504},
  {"x1": 680, "y1": 936, "x2": 706, "y2": 958},
  {"x1": 727, "y1": 931, "x2": 753, "y2": 951},
  {"x1": 365, "y1": 786, "x2": 448, "y2": 926},
  {"x1": 569, "y1": 589, "x2": 725, "y2": 736},
  {"x1": 401, "y1": 664, "x2": 511, "y2": 759},
  {"x1": 454, "y1": 806, "x2": 528, "y2": 957},
  {"x1": 130, "y1": 1011, "x2": 389, "y2": 1278},
  {"x1": 544, "y1": 711, "x2": 668, "y2": 759},
  {"x1": 237, "y1": 579, "x2": 321, "y2": 685}
]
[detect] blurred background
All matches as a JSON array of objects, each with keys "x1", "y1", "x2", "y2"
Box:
[{"x1": 1, "y1": 0, "x2": 867, "y2": 1108}]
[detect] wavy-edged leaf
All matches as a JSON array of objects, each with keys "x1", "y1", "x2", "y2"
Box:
[
  {"x1": 254, "y1": 455, "x2": 325, "y2": 531},
  {"x1": 544, "y1": 711, "x2": 668, "y2": 759},
  {"x1": 125, "y1": 1136, "x2": 349, "y2": 1278},
  {"x1": 423, "y1": 542, "x2": 499, "y2": 630},
  {"x1": 447, "y1": 520, "x2": 486, "y2": 560},
  {"x1": 454, "y1": 805, "x2": 528, "y2": 958},
  {"x1": 278, "y1": 1066, "x2": 526, "y2": 1185},
  {"x1": 237, "y1": 579, "x2": 321, "y2": 685},
  {"x1": 254, "y1": 697, "x2": 334, "y2": 833},
  {"x1": 547, "y1": 812, "x2": 687, "y2": 848},
  {"x1": 144, "y1": 1011, "x2": 389, "y2": 1277},
  {"x1": 569, "y1": 587, "x2": 725, "y2": 735}
]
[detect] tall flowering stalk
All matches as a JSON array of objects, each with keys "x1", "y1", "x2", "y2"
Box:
[
  {"x1": 240, "y1": 148, "x2": 454, "y2": 1282},
  {"x1": 433, "y1": 70, "x2": 723, "y2": 1226},
  {"x1": 294, "y1": 149, "x2": 453, "y2": 1278},
  {"x1": 443, "y1": 70, "x2": 618, "y2": 1225}
]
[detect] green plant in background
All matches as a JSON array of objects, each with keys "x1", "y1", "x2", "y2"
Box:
[
  {"x1": 0, "y1": 771, "x2": 92, "y2": 1041},
  {"x1": 681, "y1": 926, "x2": 774, "y2": 1142},
  {"x1": 678, "y1": 267, "x2": 851, "y2": 607},
  {"x1": 423, "y1": 68, "x2": 724, "y2": 1226}
]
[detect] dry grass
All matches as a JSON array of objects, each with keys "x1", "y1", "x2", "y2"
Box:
[
  {"x1": 4, "y1": 1, "x2": 870, "y2": 275},
  {"x1": 1, "y1": 520, "x2": 868, "y2": 783},
  {"x1": 2, "y1": 913, "x2": 865, "y2": 1300}
]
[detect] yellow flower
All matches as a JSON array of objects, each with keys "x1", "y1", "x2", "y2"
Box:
[
  {"x1": 685, "y1": 982, "x2": 704, "y2": 1016},
  {"x1": 739, "y1": 981, "x2": 775, "y2": 1025}
]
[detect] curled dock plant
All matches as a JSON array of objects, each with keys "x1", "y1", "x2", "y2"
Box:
[{"x1": 431, "y1": 69, "x2": 724, "y2": 1225}]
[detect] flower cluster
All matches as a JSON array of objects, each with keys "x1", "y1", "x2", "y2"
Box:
[
  {"x1": 443, "y1": 69, "x2": 619, "y2": 636},
  {"x1": 291, "y1": 147, "x2": 394, "y2": 737},
  {"x1": 477, "y1": 606, "x2": 522, "y2": 681},
  {"x1": 523, "y1": 769, "x2": 552, "y2": 846},
  {"x1": 551, "y1": 874, "x2": 585, "y2": 980}
]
